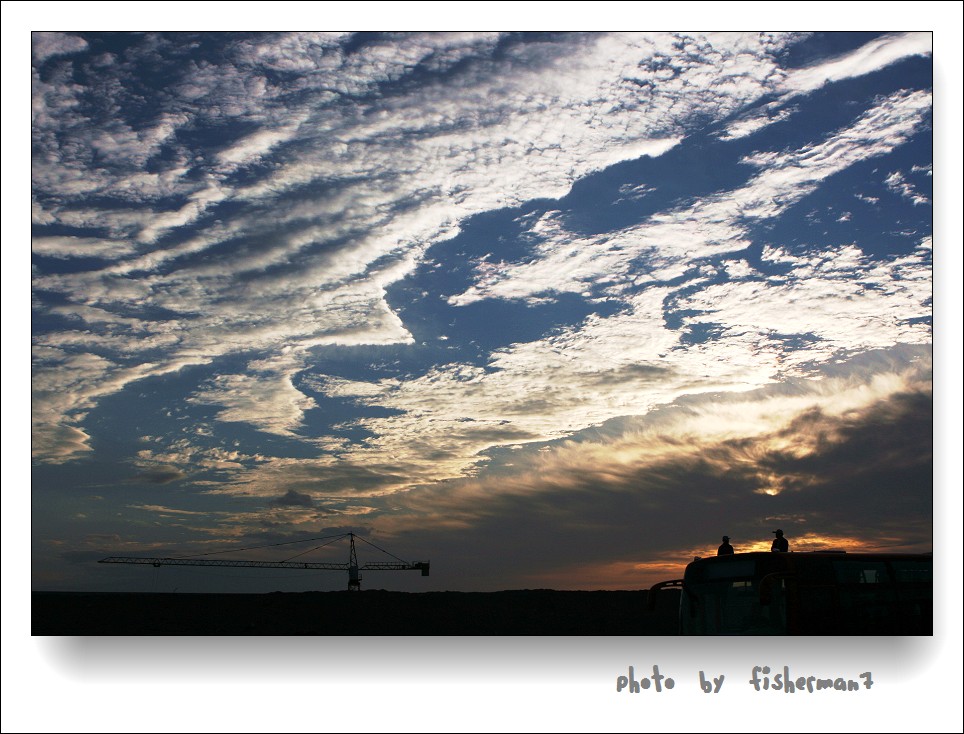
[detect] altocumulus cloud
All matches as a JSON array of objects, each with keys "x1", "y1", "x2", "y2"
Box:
[
  {"x1": 32, "y1": 31, "x2": 807, "y2": 460},
  {"x1": 31, "y1": 31, "x2": 932, "y2": 592}
]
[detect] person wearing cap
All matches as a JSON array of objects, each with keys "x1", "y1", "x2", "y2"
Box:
[
  {"x1": 718, "y1": 535, "x2": 735, "y2": 555},
  {"x1": 771, "y1": 529, "x2": 789, "y2": 552}
]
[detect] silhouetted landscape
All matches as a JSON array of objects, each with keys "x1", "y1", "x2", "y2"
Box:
[{"x1": 32, "y1": 588, "x2": 681, "y2": 635}]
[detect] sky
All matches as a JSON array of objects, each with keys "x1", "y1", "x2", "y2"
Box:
[{"x1": 27, "y1": 29, "x2": 939, "y2": 594}]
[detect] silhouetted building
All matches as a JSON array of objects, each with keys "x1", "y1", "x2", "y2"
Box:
[
  {"x1": 771, "y1": 529, "x2": 789, "y2": 552},
  {"x1": 718, "y1": 536, "x2": 734, "y2": 555}
]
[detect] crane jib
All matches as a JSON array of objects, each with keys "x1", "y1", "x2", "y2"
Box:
[
  {"x1": 97, "y1": 532, "x2": 430, "y2": 590},
  {"x1": 99, "y1": 556, "x2": 429, "y2": 572}
]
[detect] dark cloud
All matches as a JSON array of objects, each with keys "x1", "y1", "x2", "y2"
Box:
[
  {"x1": 81, "y1": 533, "x2": 123, "y2": 544},
  {"x1": 59, "y1": 550, "x2": 114, "y2": 565},
  {"x1": 586, "y1": 364, "x2": 674, "y2": 386},
  {"x1": 388, "y1": 384, "x2": 933, "y2": 590},
  {"x1": 259, "y1": 463, "x2": 411, "y2": 495},
  {"x1": 269, "y1": 490, "x2": 314, "y2": 507},
  {"x1": 754, "y1": 390, "x2": 932, "y2": 486},
  {"x1": 133, "y1": 467, "x2": 187, "y2": 485},
  {"x1": 460, "y1": 426, "x2": 540, "y2": 443}
]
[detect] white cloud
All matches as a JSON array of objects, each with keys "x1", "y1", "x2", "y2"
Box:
[
  {"x1": 341, "y1": 231, "x2": 929, "y2": 486},
  {"x1": 189, "y1": 351, "x2": 315, "y2": 437},
  {"x1": 720, "y1": 104, "x2": 796, "y2": 141},
  {"x1": 393, "y1": 358, "x2": 932, "y2": 513},
  {"x1": 884, "y1": 170, "x2": 930, "y2": 206},
  {"x1": 215, "y1": 116, "x2": 307, "y2": 170},
  {"x1": 782, "y1": 32, "x2": 931, "y2": 94},
  {"x1": 719, "y1": 32, "x2": 931, "y2": 141},
  {"x1": 30, "y1": 33, "x2": 931, "y2": 470},
  {"x1": 32, "y1": 235, "x2": 138, "y2": 259},
  {"x1": 31, "y1": 349, "x2": 212, "y2": 464},
  {"x1": 450, "y1": 89, "x2": 931, "y2": 307},
  {"x1": 681, "y1": 243, "x2": 932, "y2": 369},
  {"x1": 32, "y1": 32, "x2": 88, "y2": 64},
  {"x1": 31, "y1": 33, "x2": 795, "y2": 458}
]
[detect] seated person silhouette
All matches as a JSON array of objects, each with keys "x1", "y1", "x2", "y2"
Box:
[
  {"x1": 718, "y1": 535, "x2": 734, "y2": 555},
  {"x1": 771, "y1": 529, "x2": 789, "y2": 552}
]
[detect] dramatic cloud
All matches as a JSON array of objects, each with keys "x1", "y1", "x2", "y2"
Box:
[{"x1": 31, "y1": 32, "x2": 932, "y2": 593}]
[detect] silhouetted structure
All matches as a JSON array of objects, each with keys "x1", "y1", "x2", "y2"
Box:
[
  {"x1": 100, "y1": 532, "x2": 429, "y2": 591},
  {"x1": 647, "y1": 551, "x2": 932, "y2": 635},
  {"x1": 771, "y1": 529, "x2": 789, "y2": 552},
  {"x1": 717, "y1": 536, "x2": 734, "y2": 555}
]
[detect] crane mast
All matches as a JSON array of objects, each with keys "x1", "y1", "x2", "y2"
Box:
[
  {"x1": 348, "y1": 531, "x2": 361, "y2": 592},
  {"x1": 99, "y1": 532, "x2": 429, "y2": 591}
]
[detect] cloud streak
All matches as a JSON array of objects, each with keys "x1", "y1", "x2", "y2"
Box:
[{"x1": 33, "y1": 32, "x2": 816, "y2": 460}]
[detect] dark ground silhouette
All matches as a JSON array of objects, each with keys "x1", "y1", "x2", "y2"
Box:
[{"x1": 32, "y1": 589, "x2": 682, "y2": 635}]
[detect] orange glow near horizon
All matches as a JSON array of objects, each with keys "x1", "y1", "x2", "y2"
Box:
[
  {"x1": 523, "y1": 532, "x2": 932, "y2": 591},
  {"x1": 521, "y1": 559, "x2": 689, "y2": 591}
]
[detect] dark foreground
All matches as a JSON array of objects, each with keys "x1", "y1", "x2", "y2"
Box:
[{"x1": 33, "y1": 589, "x2": 681, "y2": 635}]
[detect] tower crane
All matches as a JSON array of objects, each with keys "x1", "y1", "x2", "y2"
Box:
[{"x1": 99, "y1": 532, "x2": 429, "y2": 591}]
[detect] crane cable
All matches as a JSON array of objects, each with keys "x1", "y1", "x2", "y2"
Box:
[
  {"x1": 171, "y1": 532, "x2": 351, "y2": 559},
  {"x1": 163, "y1": 531, "x2": 414, "y2": 565},
  {"x1": 354, "y1": 533, "x2": 411, "y2": 564},
  {"x1": 279, "y1": 535, "x2": 348, "y2": 563}
]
